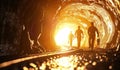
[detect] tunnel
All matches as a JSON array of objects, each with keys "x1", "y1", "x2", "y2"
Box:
[
  {"x1": 0, "y1": 0, "x2": 119, "y2": 54},
  {"x1": 0, "y1": 0, "x2": 120, "y2": 70},
  {"x1": 49, "y1": 0, "x2": 120, "y2": 50}
]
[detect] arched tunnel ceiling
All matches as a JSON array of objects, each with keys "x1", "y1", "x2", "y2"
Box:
[
  {"x1": 0, "y1": 0, "x2": 119, "y2": 52},
  {"x1": 51, "y1": 0, "x2": 120, "y2": 49}
]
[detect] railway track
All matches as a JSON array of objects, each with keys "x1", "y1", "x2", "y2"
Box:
[{"x1": 0, "y1": 49, "x2": 119, "y2": 70}]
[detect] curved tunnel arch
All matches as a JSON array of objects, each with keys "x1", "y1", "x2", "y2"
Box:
[{"x1": 53, "y1": 2, "x2": 117, "y2": 49}]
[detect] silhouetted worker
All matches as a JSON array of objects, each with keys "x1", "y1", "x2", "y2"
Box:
[
  {"x1": 75, "y1": 26, "x2": 83, "y2": 48},
  {"x1": 68, "y1": 31, "x2": 74, "y2": 47},
  {"x1": 88, "y1": 22, "x2": 99, "y2": 50}
]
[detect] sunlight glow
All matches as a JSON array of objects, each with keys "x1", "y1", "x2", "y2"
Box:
[
  {"x1": 55, "y1": 27, "x2": 71, "y2": 47},
  {"x1": 54, "y1": 22, "x2": 89, "y2": 50}
]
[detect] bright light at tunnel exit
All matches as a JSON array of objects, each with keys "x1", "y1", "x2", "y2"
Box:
[
  {"x1": 55, "y1": 27, "x2": 71, "y2": 47},
  {"x1": 54, "y1": 23, "x2": 87, "y2": 50}
]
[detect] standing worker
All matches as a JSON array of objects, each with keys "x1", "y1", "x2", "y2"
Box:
[
  {"x1": 75, "y1": 26, "x2": 83, "y2": 48},
  {"x1": 88, "y1": 22, "x2": 99, "y2": 50},
  {"x1": 68, "y1": 31, "x2": 74, "y2": 47}
]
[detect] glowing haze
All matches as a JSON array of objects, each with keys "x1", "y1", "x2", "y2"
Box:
[{"x1": 54, "y1": 3, "x2": 115, "y2": 49}]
